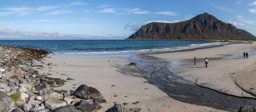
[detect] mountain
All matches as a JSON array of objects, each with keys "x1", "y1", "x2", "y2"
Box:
[{"x1": 126, "y1": 13, "x2": 255, "y2": 40}]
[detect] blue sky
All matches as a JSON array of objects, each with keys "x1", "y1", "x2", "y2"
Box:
[{"x1": 0, "y1": 0, "x2": 256, "y2": 39}]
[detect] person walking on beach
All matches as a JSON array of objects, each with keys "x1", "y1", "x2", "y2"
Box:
[
  {"x1": 243, "y1": 52, "x2": 246, "y2": 58},
  {"x1": 194, "y1": 57, "x2": 196, "y2": 65},
  {"x1": 246, "y1": 52, "x2": 248, "y2": 58},
  {"x1": 205, "y1": 57, "x2": 208, "y2": 68}
]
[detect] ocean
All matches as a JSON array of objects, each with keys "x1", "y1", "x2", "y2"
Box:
[{"x1": 0, "y1": 40, "x2": 228, "y2": 57}]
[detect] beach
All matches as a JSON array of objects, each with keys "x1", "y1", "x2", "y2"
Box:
[
  {"x1": 0, "y1": 41, "x2": 252, "y2": 112},
  {"x1": 37, "y1": 56, "x2": 222, "y2": 112},
  {"x1": 22, "y1": 41, "x2": 256, "y2": 111}
]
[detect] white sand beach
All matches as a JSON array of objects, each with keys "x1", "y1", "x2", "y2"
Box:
[
  {"x1": 36, "y1": 56, "x2": 222, "y2": 112},
  {"x1": 31, "y1": 42, "x2": 256, "y2": 112}
]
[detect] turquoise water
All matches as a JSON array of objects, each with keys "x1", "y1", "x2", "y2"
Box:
[{"x1": 0, "y1": 40, "x2": 227, "y2": 57}]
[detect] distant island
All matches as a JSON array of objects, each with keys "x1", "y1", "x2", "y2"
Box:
[{"x1": 126, "y1": 13, "x2": 255, "y2": 40}]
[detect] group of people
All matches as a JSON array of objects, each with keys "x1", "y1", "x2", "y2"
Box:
[
  {"x1": 243, "y1": 52, "x2": 249, "y2": 58},
  {"x1": 193, "y1": 57, "x2": 208, "y2": 68},
  {"x1": 193, "y1": 52, "x2": 250, "y2": 68}
]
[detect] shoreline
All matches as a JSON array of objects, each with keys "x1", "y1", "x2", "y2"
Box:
[
  {"x1": 2, "y1": 41, "x2": 255, "y2": 111},
  {"x1": 32, "y1": 40, "x2": 255, "y2": 112}
]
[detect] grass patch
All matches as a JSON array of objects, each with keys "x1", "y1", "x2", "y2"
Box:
[{"x1": 10, "y1": 92, "x2": 22, "y2": 102}]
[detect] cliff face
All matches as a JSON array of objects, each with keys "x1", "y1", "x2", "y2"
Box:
[{"x1": 126, "y1": 13, "x2": 255, "y2": 40}]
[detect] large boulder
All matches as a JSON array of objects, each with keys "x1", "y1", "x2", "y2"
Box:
[
  {"x1": 73, "y1": 84, "x2": 106, "y2": 103},
  {"x1": 76, "y1": 100, "x2": 102, "y2": 112},
  {"x1": 45, "y1": 99, "x2": 67, "y2": 110},
  {"x1": 238, "y1": 106, "x2": 256, "y2": 112},
  {"x1": 35, "y1": 82, "x2": 50, "y2": 91},
  {"x1": 54, "y1": 105, "x2": 78, "y2": 112},
  {"x1": 23, "y1": 103, "x2": 32, "y2": 112},
  {"x1": 0, "y1": 91, "x2": 13, "y2": 112},
  {"x1": 39, "y1": 89, "x2": 63, "y2": 100},
  {"x1": 41, "y1": 77, "x2": 65, "y2": 87}
]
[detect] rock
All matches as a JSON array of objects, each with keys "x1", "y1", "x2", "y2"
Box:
[
  {"x1": 76, "y1": 100, "x2": 102, "y2": 112},
  {"x1": 0, "y1": 68, "x2": 5, "y2": 73},
  {"x1": 36, "y1": 96, "x2": 43, "y2": 101},
  {"x1": 35, "y1": 109, "x2": 50, "y2": 112},
  {"x1": 238, "y1": 106, "x2": 256, "y2": 112},
  {"x1": 41, "y1": 77, "x2": 65, "y2": 87},
  {"x1": 129, "y1": 107, "x2": 142, "y2": 112},
  {"x1": 66, "y1": 78, "x2": 74, "y2": 80},
  {"x1": 47, "y1": 63, "x2": 53, "y2": 66},
  {"x1": 11, "y1": 108, "x2": 24, "y2": 112},
  {"x1": 35, "y1": 82, "x2": 50, "y2": 91},
  {"x1": 23, "y1": 103, "x2": 32, "y2": 112},
  {"x1": 73, "y1": 84, "x2": 105, "y2": 102},
  {"x1": 32, "y1": 75, "x2": 36, "y2": 78},
  {"x1": 132, "y1": 101, "x2": 140, "y2": 105},
  {"x1": 106, "y1": 103, "x2": 141, "y2": 112},
  {"x1": 45, "y1": 99, "x2": 67, "y2": 110},
  {"x1": 2, "y1": 86, "x2": 11, "y2": 92},
  {"x1": 17, "y1": 86, "x2": 28, "y2": 93},
  {"x1": 8, "y1": 79, "x2": 19, "y2": 87},
  {"x1": 30, "y1": 104, "x2": 45, "y2": 111},
  {"x1": 19, "y1": 84, "x2": 32, "y2": 91},
  {"x1": 16, "y1": 101, "x2": 26, "y2": 106},
  {"x1": 0, "y1": 91, "x2": 13, "y2": 112},
  {"x1": 28, "y1": 98, "x2": 42, "y2": 106},
  {"x1": 39, "y1": 89, "x2": 64, "y2": 100},
  {"x1": 54, "y1": 105, "x2": 78, "y2": 112},
  {"x1": 129, "y1": 62, "x2": 137, "y2": 67},
  {"x1": 64, "y1": 96, "x2": 74, "y2": 105},
  {"x1": 20, "y1": 92, "x2": 29, "y2": 101}
]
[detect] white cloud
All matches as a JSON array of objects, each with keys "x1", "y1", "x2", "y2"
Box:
[
  {"x1": 155, "y1": 11, "x2": 176, "y2": 16},
  {"x1": 99, "y1": 4, "x2": 110, "y2": 8},
  {"x1": 249, "y1": 9, "x2": 256, "y2": 14},
  {"x1": 133, "y1": 11, "x2": 150, "y2": 14},
  {"x1": 228, "y1": 20, "x2": 238, "y2": 26},
  {"x1": 234, "y1": 2, "x2": 241, "y2": 5},
  {"x1": 249, "y1": 1, "x2": 256, "y2": 5},
  {"x1": 127, "y1": 8, "x2": 140, "y2": 12},
  {"x1": 0, "y1": 26, "x2": 91, "y2": 39},
  {"x1": 99, "y1": 8, "x2": 116, "y2": 13},
  {"x1": 68, "y1": 1, "x2": 88, "y2": 6},
  {"x1": 1, "y1": 7, "x2": 32, "y2": 16},
  {"x1": 45, "y1": 10, "x2": 72, "y2": 15},
  {"x1": 238, "y1": 15, "x2": 255, "y2": 25},
  {"x1": 37, "y1": 6, "x2": 59, "y2": 11}
]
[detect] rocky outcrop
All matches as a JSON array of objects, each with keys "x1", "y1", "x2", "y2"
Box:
[
  {"x1": 0, "y1": 91, "x2": 13, "y2": 112},
  {"x1": 73, "y1": 84, "x2": 106, "y2": 103},
  {"x1": 0, "y1": 45, "x2": 48, "y2": 67},
  {"x1": 126, "y1": 13, "x2": 255, "y2": 40}
]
